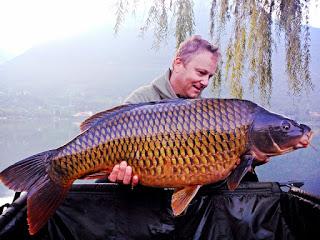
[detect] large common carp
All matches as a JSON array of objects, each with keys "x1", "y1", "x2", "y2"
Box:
[{"x1": 0, "y1": 98, "x2": 313, "y2": 235}]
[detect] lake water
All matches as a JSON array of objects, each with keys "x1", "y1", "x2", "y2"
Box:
[{"x1": 0, "y1": 0, "x2": 319, "y2": 201}]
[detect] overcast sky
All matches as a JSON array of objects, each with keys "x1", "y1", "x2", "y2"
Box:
[{"x1": 0, "y1": 0, "x2": 319, "y2": 60}]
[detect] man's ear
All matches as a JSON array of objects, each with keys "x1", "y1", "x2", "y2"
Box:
[{"x1": 172, "y1": 57, "x2": 184, "y2": 73}]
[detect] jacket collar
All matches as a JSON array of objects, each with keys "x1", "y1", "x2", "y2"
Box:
[{"x1": 151, "y1": 69, "x2": 178, "y2": 100}]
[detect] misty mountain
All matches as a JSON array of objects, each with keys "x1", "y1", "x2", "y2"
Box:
[
  {"x1": 0, "y1": 25, "x2": 319, "y2": 118},
  {"x1": 0, "y1": 29, "x2": 172, "y2": 96},
  {"x1": 0, "y1": 26, "x2": 176, "y2": 116}
]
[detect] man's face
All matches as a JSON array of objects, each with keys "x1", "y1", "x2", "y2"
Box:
[{"x1": 172, "y1": 51, "x2": 218, "y2": 98}]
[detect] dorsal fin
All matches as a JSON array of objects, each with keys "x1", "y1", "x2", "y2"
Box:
[
  {"x1": 79, "y1": 98, "x2": 190, "y2": 132},
  {"x1": 80, "y1": 104, "x2": 136, "y2": 132}
]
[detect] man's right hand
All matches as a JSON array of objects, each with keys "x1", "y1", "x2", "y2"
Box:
[{"x1": 108, "y1": 161, "x2": 139, "y2": 187}]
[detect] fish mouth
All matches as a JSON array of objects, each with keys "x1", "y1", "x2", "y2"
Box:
[
  {"x1": 253, "y1": 131, "x2": 314, "y2": 160},
  {"x1": 293, "y1": 131, "x2": 314, "y2": 149}
]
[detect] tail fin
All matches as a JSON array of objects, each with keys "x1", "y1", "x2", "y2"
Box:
[{"x1": 0, "y1": 150, "x2": 70, "y2": 235}]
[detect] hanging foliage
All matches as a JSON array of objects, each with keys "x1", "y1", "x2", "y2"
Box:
[
  {"x1": 114, "y1": 0, "x2": 130, "y2": 35},
  {"x1": 114, "y1": 0, "x2": 314, "y2": 103},
  {"x1": 276, "y1": 0, "x2": 313, "y2": 94}
]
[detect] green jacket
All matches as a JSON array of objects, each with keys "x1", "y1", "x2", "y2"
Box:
[{"x1": 124, "y1": 69, "x2": 178, "y2": 104}]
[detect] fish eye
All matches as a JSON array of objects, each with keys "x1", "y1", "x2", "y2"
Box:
[{"x1": 281, "y1": 120, "x2": 291, "y2": 131}]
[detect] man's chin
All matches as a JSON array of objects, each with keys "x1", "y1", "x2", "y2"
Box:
[
  {"x1": 188, "y1": 92, "x2": 201, "y2": 99},
  {"x1": 182, "y1": 89, "x2": 202, "y2": 99},
  {"x1": 192, "y1": 89, "x2": 202, "y2": 97}
]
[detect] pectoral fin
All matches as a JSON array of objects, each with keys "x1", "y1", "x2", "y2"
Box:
[
  {"x1": 227, "y1": 154, "x2": 254, "y2": 191},
  {"x1": 171, "y1": 185, "x2": 201, "y2": 216}
]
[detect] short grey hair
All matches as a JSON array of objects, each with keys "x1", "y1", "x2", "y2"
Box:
[{"x1": 173, "y1": 35, "x2": 220, "y2": 65}]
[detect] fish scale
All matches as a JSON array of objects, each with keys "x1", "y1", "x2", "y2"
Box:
[{"x1": 47, "y1": 99, "x2": 253, "y2": 187}]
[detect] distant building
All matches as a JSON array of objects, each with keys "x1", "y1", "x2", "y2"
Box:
[
  {"x1": 309, "y1": 111, "x2": 320, "y2": 118},
  {"x1": 72, "y1": 111, "x2": 93, "y2": 118}
]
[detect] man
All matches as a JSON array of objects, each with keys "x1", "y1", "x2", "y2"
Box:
[
  {"x1": 107, "y1": 35, "x2": 221, "y2": 186},
  {"x1": 98, "y1": 35, "x2": 257, "y2": 239}
]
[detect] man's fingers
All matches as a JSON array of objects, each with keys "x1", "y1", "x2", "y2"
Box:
[
  {"x1": 122, "y1": 166, "x2": 132, "y2": 185},
  {"x1": 108, "y1": 164, "x2": 120, "y2": 182},
  {"x1": 108, "y1": 161, "x2": 138, "y2": 186},
  {"x1": 117, "y1": 161, "x2": 127, "y2": 180},
  {"x1": 131, "y1": 175, "x2": 139, "y2": 187}
]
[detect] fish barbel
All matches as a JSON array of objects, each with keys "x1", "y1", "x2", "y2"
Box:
[{"x1": 0, "y1": 98, "x2": 313, "y2": 235}]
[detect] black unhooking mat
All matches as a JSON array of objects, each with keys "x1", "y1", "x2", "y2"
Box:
[{"x1": 0, "y1": 182, "x2": 319, "y2": 240}]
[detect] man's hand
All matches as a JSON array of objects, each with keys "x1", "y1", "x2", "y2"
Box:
[{"x1": 108, "y1": 161, "x2": 139, "y2": 187}]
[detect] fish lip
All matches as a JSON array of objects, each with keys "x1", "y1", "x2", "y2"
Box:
[
  {"x1": 293, "y1": 143, "x2": 307, "y2": 149},
  {"x1": 294, "y1": 130, "x2": 313, "y2": 149}
]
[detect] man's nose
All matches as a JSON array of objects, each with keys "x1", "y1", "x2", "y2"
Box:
[{"x1": 200, "y1": 77, "x2": 209, "y2": 87}]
